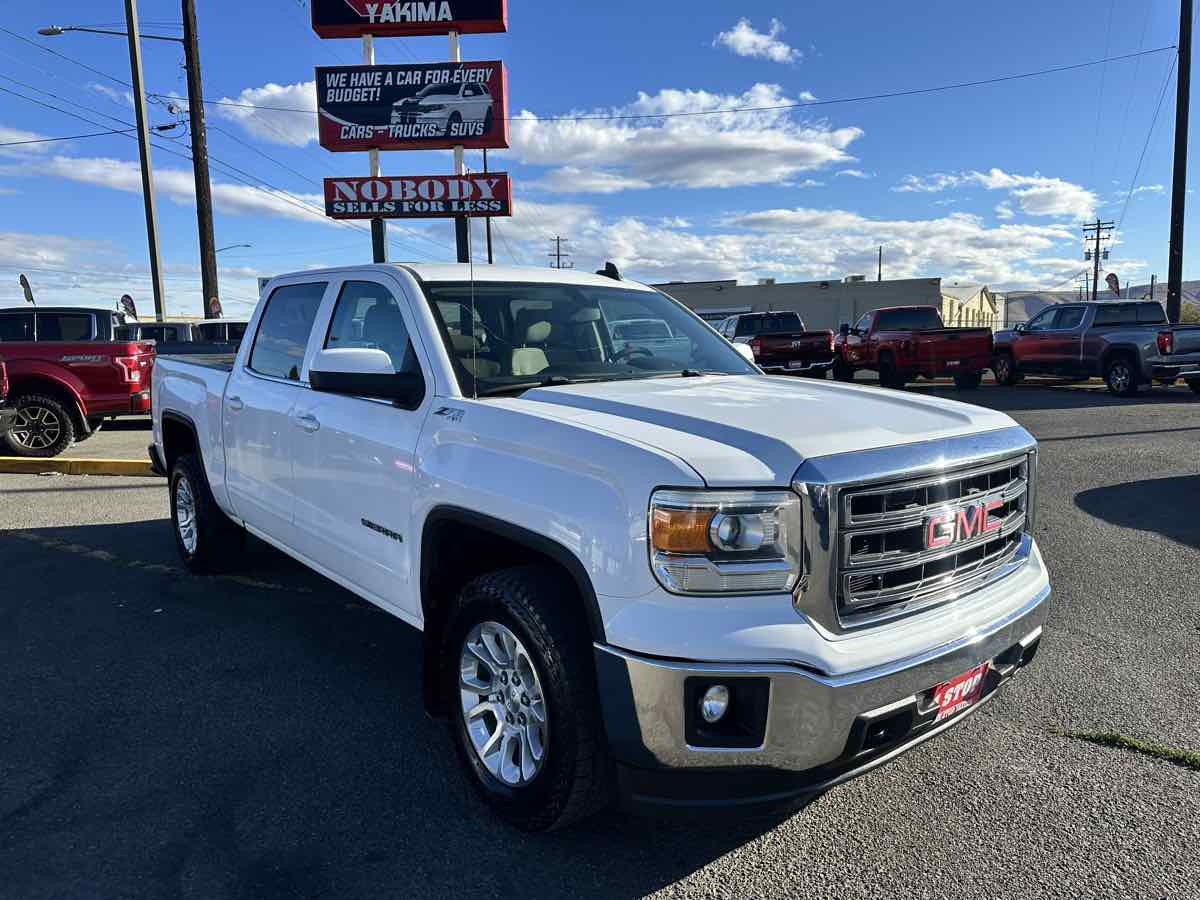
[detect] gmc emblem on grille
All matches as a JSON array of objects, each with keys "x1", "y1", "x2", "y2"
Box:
[{"x1": 925, "y1": 498, "x2": 1003, "y2": 550}]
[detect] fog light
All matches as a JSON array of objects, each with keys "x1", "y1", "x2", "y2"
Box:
[{"x1": 700, "y1": 684, "x2": 730, "y2": 723}]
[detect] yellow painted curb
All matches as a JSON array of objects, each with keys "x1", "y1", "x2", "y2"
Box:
[{"x1": 0, "y1": 457, "x2": 159, "y2": 477}]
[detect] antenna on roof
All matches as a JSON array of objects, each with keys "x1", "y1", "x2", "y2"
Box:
[{"x1": 596, "y1": 261, "x2": 621, "y2": 281}]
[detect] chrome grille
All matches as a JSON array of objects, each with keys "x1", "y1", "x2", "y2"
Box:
[{"x1": 837, "y1": 455, "x2": 1030, "y2": 626}]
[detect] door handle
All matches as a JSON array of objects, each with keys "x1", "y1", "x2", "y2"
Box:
[
  {"x1": 227, "y1": 395, "x2": 244, "y2": 411},
  {"x1": 294, "y1": 413, "x2": 320, "y2": 433}
]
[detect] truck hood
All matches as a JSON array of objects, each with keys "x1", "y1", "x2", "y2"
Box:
[{"x1": 504, "y1": 374, "x2": 1017, "y2": 486}]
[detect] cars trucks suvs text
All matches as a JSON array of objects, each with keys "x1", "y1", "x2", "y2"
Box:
[{"x1": 151, "y1": 264, "x2": 1051, "y2": 830}]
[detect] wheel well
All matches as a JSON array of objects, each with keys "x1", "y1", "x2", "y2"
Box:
[
  {"x1": 161, "y1": 413, "x2": 199, "y2": 472},
  {"x1": 1100, "y1": 347, "x2": 1141, "y2": 379},
  {"x1": 6, "y1": 377, "x2": 85, "y2": 431},
  {"x1": 419, "y1": 509, "x2": 604, "y2": 715}
]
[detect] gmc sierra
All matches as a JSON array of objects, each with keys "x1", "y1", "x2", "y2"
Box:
[
  {"x1": 151, "y1": 264, "x2": 1050, "y2": 830},
  {"x1": 992, "y1": 300, "x2": 1200, "y2": 395}
]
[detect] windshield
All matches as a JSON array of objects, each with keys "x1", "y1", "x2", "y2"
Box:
[
  {"x1": 423, "y1": 281, "x2": 757, "y2": 395},
  {"x1": 416, "y1": 83, "x2": 454, "y2": 99}
]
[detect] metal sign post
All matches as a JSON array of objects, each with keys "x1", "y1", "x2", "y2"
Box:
[
  {"x1": 450, "y1": 29, "x2": 470, "y2": 263},
  {"x1": 363, "y1": 35, "x2": 388, "y2": 263}
]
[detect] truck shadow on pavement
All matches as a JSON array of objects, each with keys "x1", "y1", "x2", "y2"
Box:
[
  {"x1": 0, "y1": 519, "x2": 803, "y2": 899},
  {"x1": 1074, "y1": 475, "x2": 1200, "y2": 550}
]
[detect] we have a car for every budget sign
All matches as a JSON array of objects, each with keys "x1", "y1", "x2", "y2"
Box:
[
  {"x1": 324, "y1": 173, "x2": 512, "y2": 219},
  {"x1": 316, "y1": 61, "x2": 508, "y2": 152}
]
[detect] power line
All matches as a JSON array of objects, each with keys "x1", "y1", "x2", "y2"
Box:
[
  {"x1": 1117, "y1": 55, "x2": 1178, "y2": 230},
  {"x1": 0, "y1": 26, "x2": 132, "y2": 88},
  {"x1": 173, "y1": 45, "x2": 1178, "y2": 120},
  {"x1": 0, "y1": 126, "x2": 139, "y2": 147}
]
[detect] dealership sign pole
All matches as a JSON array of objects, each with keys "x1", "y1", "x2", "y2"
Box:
[
  {"x1": 449, "y1": 29, "x2": 469, "y2": 262},
  {"x1": 363, "y1": 34, "x2": 387, "y2": 263}
]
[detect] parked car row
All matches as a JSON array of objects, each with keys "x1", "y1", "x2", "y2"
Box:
[
  {"x1": 718, "y1": 301, "x2": 1200, "y2": 397},
  {"x1": 0, "y1": 306, "x2": 248, "y2": 457}
]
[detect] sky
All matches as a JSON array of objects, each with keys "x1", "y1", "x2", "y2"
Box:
[{"x1": 0, "y1": 0, "x2": 1195, "y2": 317}]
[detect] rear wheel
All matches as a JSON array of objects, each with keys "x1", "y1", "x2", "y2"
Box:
[
  {"x1": 1104, "y1": 354, "x2": 1139, "y2": 396},
  {"x1": 444, "y1": 565, "x2": 611, "y2": 831},
  {"x1": 953, "y1": 372, "x2": 982, "y2": 390},
  {"x1": 992, "y1": 353, "x2": 1020, "y2": 386},
  {"x1": 3, "y1": 394, "x2": 75, "y2": 458},
  {"x1": 169, "y1": 452, "x2": 245, "y2": 573},
  {"x1": 832, "y1": 360, "x2": 855, "y2": 382}
]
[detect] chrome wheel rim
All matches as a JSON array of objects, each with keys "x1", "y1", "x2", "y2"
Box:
[
  {"x1": 1110, "y1": 364, "x2": 1131, "y2": 392},
  {"x1": 996, "y1": 358, "x2": 1010, "y2": 381},
  {"x1": 459, "y1": 621, "x2": 548, "y2": 787},
  {"x1": 175, "y1": 475, "x2": 198, "y2": 554},
  {"x1": 10, "y1": 405, "x2": 61, "y2": 450}
]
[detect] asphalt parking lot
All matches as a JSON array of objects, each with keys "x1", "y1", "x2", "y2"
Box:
[{"x1": 2, "y1": 382, "x2": 1198, "y2": 899}]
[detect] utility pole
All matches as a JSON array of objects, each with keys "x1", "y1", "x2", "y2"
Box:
[
  {"x1": 363, "y1": 35, "x2": 387, "y2": 264},
  {"x1": 549, "y1": 236, "x2": 572, "y2": 269},
  {"x1": 877, "y1": 245, "x2": 882, "y2": 281},
  {"x1": 1083, "y1": 219, "x2": 1114, "y2": 301},
  {"x1": 1167, "y1": 0, "x2": 1192, "y2": 323},
  {"x1": 450, "y1": 30, "x2": 469, "y2": 263},
  {"x1": 181, "y1": 0, "x2": 219, "y2": 317},
  {"x1": 483, "y1": 148, "x2": 494, "y2": 264},
  {"x1": 124, "y1": 0, "x2": 166, "y2": 320}
]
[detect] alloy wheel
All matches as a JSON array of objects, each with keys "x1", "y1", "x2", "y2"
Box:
[
  {"x1": 459, "y1": 620, "x2": 548, "y2": 787},
  {"x1": 1109, "y1": 363, "x2": 1132, "y2": 393},
  {"x1": 175, "y1": 475, "x2": 198, "y2": 554},
  {"x1": 10, "y1": 405, "x2": 62, "y2": 450}
]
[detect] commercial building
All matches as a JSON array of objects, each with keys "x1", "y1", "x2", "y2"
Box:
[
  {"x1": 652, "y1": 276, "x2": 943, "y2": 331},
  {"x1": 940, "y1": 283, "x2": 999, "y2": 329}
]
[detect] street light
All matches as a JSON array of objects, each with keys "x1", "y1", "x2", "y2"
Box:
[
  {"x1": 216, "y1": 243, "x2": 252, "y2": 253},
  {"x1": 40, "y1": 0, "x2": 220, "y2": 321}
]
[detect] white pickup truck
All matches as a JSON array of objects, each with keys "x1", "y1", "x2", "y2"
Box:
[{"x1": 151, "y1": 264, "x2": 1050, "y2": 830}]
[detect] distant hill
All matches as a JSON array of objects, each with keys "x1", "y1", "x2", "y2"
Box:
[{"x1": 1001, "y1": 280, "x2": 1200, "y2": 326}]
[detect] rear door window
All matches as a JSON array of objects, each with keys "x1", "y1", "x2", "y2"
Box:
[
  {"x1": 1093, "y1": 304, "x2": 1139, "y2": 326},
  {"x1": 0, "y1": 313, "x2": 34, "y2": 341},
  {"x1": 36, "y1": 313, "x2": 93, "y2": 341},
  {"x1": 248, "y1": 282, "x2": 327, "y2": 380}
]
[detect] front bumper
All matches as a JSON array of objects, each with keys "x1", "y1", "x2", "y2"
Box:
[{"x1": 595, "y1": 582, "x2": 1049, "y2": 811}]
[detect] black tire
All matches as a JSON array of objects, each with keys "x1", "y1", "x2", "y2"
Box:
[
  {"x1": 1104, "y1": 354, "x2": 1139, "y2": 396},
  {"x1": 75, "y1": 417, "x2": 106, "y2": 444},
  {"x1": 1188, "y1": 379, "x2": 1200, "y2": 395},
  {"x1": 953, "y1": 372, "x2": 982, "y2": 390},
  {"x1": 443, "y1": 565, "x2": 611, "y2": 831},
  {"x1": 2, "y1": 393, "x2": 76, "y2": 458},
  {"x1": 992, "y1": 353, "x2": 1020, "y2": 386},
  {"x1": 878, "y1": 354, "x2": 906, "y2": 389},
  {"x1": 832, "y1": 360, "x2": 855, "y2": 382},
  {"x1": 169, "y1": 452, "x2": 245, "y2": 573}
]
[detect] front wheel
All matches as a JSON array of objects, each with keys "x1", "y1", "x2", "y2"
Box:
[
  {"x1": 169, "y1": 453, "x2": 245, "y2": 573},
  {"x1": 992, "y1": 353, "x2": 1020, "y2": 386},
  {"x1": 445, "y1": 565, "x2": 610, "y2": 831},
  {"x1": 953, "y1": 372, "x2": 982, "y2": 390},
  {"x1": 1104, "y1": 355, "x2": 1139, "y2": 396}
]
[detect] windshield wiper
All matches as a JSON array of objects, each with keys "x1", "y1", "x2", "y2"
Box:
[{"x1": 474, "y1": 374, "x2": 600, "y2": 397}]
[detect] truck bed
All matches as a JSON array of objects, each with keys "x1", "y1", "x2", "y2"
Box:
[{"x1": 157, "y1": 352, "x2": 237, "y2": 371}]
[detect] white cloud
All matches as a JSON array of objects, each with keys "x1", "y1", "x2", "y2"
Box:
[
  {"x1": 0, "y1": 125, "x2": 54, "y2": 156},
  {"x1": 89, "y1": 83, "x2": 134, "y2": 108},
  {"x1": 531, "y1": 166, "x2": 652, "y2": 194},
  {"x1": 893, "y1": 168, "x2": 1097, "y2": 220},
  {"x1": 216, "y1": 80, "x2": 317, "y2": 146},
  {"x1": 1130, "y1": 184, "x2": 1164, "y2": 195},
  {"x1": 506, "y1": 84, "x2": 860, "y2": 191},
  {"x1": 995, "y1": 202, "x2": 1014, "y2": 220},
  {"x1": 836, "y1": 169, "x2": 872, "y2": 179},
  {"x1": 714, "y1": 18, "x2": 801, "y2": 64}
]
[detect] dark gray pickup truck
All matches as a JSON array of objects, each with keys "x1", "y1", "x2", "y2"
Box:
[{"x1": 993, "y1": 301, "x2": 1200, "y2": 395}]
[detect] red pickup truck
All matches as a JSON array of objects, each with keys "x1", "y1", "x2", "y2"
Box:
[
  {"x1": 0, "y1": 306, "x2": 155, "y2": 457},
  {"x1": 718, "y1": 311, "x2": 836, "y2": 376},
  {"x1": 832, "y1": 306, "x2": 993, "y2": 390},
  {"x1": 0, "y1": 357, "x2": 14, "y2": 442}
]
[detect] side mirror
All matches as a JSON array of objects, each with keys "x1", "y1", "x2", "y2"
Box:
[
  {"x1": 1014, "y1": 323, "x2": 1027, "y2": 334},
  {"x1": 732, "y1": 342, "x2": 757, "y2": 365},
  {"x1": 309, "y1": 348, "x2": 425, "y2": 408},
  {"x1": 838, "y1": 323, "x2": 851, "y2": 336}
]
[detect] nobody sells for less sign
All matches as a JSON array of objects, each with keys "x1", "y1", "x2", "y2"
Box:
[{"x1": 324, "y1": 173, "x2": 513, "y2": 219}]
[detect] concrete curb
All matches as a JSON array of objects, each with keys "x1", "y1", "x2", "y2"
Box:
[{"x1": 0, "y1": 457, "x2": 160, "y2": 477}]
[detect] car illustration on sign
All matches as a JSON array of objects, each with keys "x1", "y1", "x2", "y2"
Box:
[{"x1": 391, "y1": 82, "x2": 494, "y2": 138}]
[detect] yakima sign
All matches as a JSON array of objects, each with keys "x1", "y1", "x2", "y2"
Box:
[
  {"x1": 316, "y1": 61, "x2": 508, "y2": 152},
  {"x1": 311, "y1": 0, "x2": 507, "y2": 38},
  {"x1": 324, "y1": 173, "x2": 512, "y2": 219}
]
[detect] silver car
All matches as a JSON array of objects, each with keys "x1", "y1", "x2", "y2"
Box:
[{"x1": 391, "y1": 82, "x2": 494, "y2": 137}]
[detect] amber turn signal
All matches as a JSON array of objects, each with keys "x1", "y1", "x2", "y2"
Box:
[{"x1": 650, "y1": 507, "x2": 713, "y2": 554}]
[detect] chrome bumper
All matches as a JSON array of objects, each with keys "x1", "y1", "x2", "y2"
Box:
[
  {"x1": 595, "y1": 582, "x2": 1049, "y2": 787},
  {"x1": 760, "y1": 360, "x2": 833, "y2": 374}
]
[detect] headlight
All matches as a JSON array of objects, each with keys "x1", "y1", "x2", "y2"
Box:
[{"x1": 649, "y1": 489, "x2": 803, "y2": 594}]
